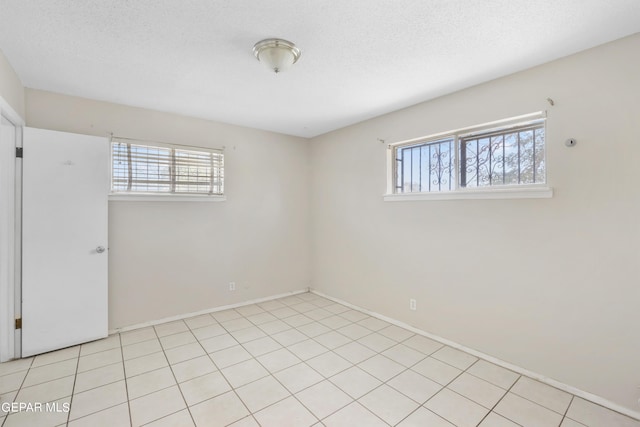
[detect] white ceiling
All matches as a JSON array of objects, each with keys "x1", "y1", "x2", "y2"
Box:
[{"x1": 0, "y1": 1, "x2": 639, "y2": 138}]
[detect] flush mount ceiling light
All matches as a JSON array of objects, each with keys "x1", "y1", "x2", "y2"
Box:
[{"x1": 253, "y1": 38, "x2": 301, "y2": 74}]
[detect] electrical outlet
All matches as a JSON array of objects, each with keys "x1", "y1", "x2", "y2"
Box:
[
  {"x1": 229, "y1": 282, "x2": 236, "y2": 291},
  {"x1": 409, "y1": 299, "x2": 417, "y2": 311}
]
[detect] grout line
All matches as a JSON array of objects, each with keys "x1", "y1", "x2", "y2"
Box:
[
  {"x1": 118, "y1": 333, "x2": 134, "y2": 427},
  {"x1": 559, "y1": 395, "x2": 576, "y2": 427}
]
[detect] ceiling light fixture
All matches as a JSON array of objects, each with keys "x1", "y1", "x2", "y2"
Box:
[{"x1": 253, "y1": 38, "x2": 301, "y2": 74}]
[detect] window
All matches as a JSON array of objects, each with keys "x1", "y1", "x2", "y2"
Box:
[
  {"x1": 111, "y1": 138, "x2": 224, "y2": 197},
  {"x1": 388, "y1": 113, "x2": 551, "y2": 200}
]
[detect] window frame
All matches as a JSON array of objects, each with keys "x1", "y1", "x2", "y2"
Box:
[
  {"x1": 109, "y1": 137, "x2": 225, "y2": 202},
  {"x1": 385, "y1": 112, "x2": 552, "y2": 201}
]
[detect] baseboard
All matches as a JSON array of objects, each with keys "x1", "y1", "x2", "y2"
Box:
[
  {"x1": 310, "y1": 289, "x2": 640, "y2": 422},
  {"x1": 109, "y1": 288, "x2": 309, "y2": 334}
]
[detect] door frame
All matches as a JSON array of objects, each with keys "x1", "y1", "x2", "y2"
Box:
[{"x1": 0, "y1": 94, "x2": 23, "y2": 362}]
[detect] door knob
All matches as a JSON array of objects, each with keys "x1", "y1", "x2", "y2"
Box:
[{"x1": 96, "y1": 246, "x2": 106, "y2": 253}]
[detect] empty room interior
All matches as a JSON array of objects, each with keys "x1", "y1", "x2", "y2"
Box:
[{"x1": 1, "y1": 1, "x2": 640, "y2": 426}]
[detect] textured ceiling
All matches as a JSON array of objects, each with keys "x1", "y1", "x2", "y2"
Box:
[{"x1": 0, "y1": 1, "x2": 639, "y2": 137}]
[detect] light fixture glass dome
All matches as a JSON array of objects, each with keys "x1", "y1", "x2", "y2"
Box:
[{"x1": 253, "y1": 39, "x2": 301, "y2": 74}]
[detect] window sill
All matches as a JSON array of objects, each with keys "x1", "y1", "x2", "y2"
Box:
[
  {"x1": 383, "y1": 186, "x2": 553, "y2": 201},
  {"x1": 109, "y1": 193, "x2": 226, "y2": 202}
]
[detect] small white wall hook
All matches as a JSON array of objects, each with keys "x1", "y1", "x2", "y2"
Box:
[
  {"x1": 546, "y1": 98, "x2": 555, "y2": 106},
  {"x1": 565, "y1": 138, "x2": 577, "y2": 147},
  {"x1": 377, "y1": 138, "x2": 386, "y2": 144}
]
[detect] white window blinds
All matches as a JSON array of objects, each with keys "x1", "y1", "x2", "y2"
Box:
[{"x1": 111, "y1": 138, "x2": 224, "y2": 195}]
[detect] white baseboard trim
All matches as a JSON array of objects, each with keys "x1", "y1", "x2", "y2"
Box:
[
  {"x1": 109, "y1": 288, "x2": 309, "y2": 334},
  {"x1": 310, "y1": 289, "x2": 640, "y2": 422}
]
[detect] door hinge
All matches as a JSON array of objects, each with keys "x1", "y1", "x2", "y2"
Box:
[
  {"x1": 15, "y1": 147, "x2": 23, "y2": 158},
  {"x1": 15, "y1": 318, "x2": 22, "y2": 329}
]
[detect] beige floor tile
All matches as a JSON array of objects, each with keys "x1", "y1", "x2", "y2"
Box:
[
  {"x1": 246, "y1": 312, "x2": 277, "y2": 325},
  {"x1": 69, "y1": 380, "x2": 127, "y2": 421},
  {"x1": 283, "y1": 314, "x2": 315, "y2": 328},
  {"x1": 314, "y1": 331, "x2": 352, "y2": 350},
  {"x1": 329, "y1": 366, "x2": 381, "y2": 399},
  {"x1": 183, "y1": 314, "x2": 217, "y2": 330},
  {"x1": 296, "y1": 380, "x2": 353, "y2": 419},
  {"x1": 209, "y1": 345, "x2": 252, "y2": 369},
  {"x1": 319, "y1": 315, "x2": 351, "y2": 330},
  {"x1": 257, "y1": 348, "x2": 301, "y2": 373},
  {"x1": 396, "y1": 407, "x2": 456, "y2": 427},
  {"x1": 258, "y1": 299, "x2": 286, "y2": 311},
  {"x1": 221, "y1": 318, "x2": 253, "y2": 332},
  {"x1": 431, "y1": 346, "x2": 478, "y2": 370},
  {"x1": 199, "y1": 334, "x2": 238, "y2": 353},
  {"x1": 122, "y1": 339, "x2": 162, "y2": 360},
  {"x1": 236, "y1": 376, "x2": 290, "y2": 412},
  {"x1": 357, "y1": 333, "x2": 396, "y2": 352},
  {"x1": 402, "y1": 335, "x2": 444, "y2": 355},
  {"x1": 336, "y1": 324, "x2": 372, "y2": 340},
  {"x1": 493, "y1": 393, "x2": 563, "y2": 427},
  {"x1": 67, "y1": 402, "x2": 130, "y2": 427},
  {"x1": 333, "y1": 341, "x2": 375, "y2": 364},
  {"x1": 511, "y1": 376, "x2": 572, "y2": 414},
  {"x1": 124, "y1": 352, "x2": 168, "y2": 378},
  {"x1": 560, "y1": 418, "x2": 588, "y2": 427},
  {"x1": 272, "y1": 328, "x2": 309, "y2": 346},
  {"x1": 230, "y1": 326, "x2": 267, "y2": 344},
  {"x1": 288, "y1": 339, "x2": 328, "y2": 361},
  {"x1": 159, "y1": 331, "x2": 197, "y2": 350},
  {"x1": 191, "y1": 323, "x2": 226, "y2": 341},
  {"x1": 16, "y1": 376, "x2": 75, "y2": 402},
  {"x1": 377, "y1": 325, "x2": 414, "y2": 342},
  {"x1": 0, "y1": 358, "x2": 33, "y2": 377},
  {"x1": 126, "y1": 367, "x2": 176, "y2": 399},
  {"x1": 154, "y1": 321, "x2": 189, "y2": 337},
  {"x1": 23, "y1": 359, "x2": 77, "y2": 387},
  {"x1": 257, "y1": 319, "x2": 292, "y2": 335},
  {"x1": 144, "y1": 409, "x2": 194, "y2": 427},
  {"x1": 425, "y1": 388, "x2": 490, "y2": 427},
  {"x1": 359, "y1": 384, "x2": 419, "y2": 425},
  {"x1": 170, "y1": 355, "x2": 217, "y2": 383},
  {"x1": 0, "y1": 370, "x2": 27, "y2": 394},
  {"x1": 297, "y1": 322, "x2": 331, "y2": 338},
  {"x1": 411, "y1": 357, "x2": 461, "y2": 385},
  {"x1": 189, "y1": 390, "x2": 249, "y2": 427},
  {"x1": 253, "y1": 396, "x2": 317, "y2": 427},
  {"x1": 269, "y1": 307, "x2": 298, "y2": 319},
  {"x1": 164, "y1": 343, "x2": 206, "y2": 365},
  {"x1": 235, "y1": 304, "x2": 265, "y2": 317},
  {"x1": 323, "y1": 402, "x2": 387, "y2": 427},
  {"x1": 242, "y1": 336, "x2": 282, "y2": 357},
  {"x1": 178, "y1": 371, "x2": 231, "y2": 406},
  {"x1": 356, "y1": 317, "x2": 391, "y2": 332},
  {"x1": 387, "y1": 369, "x2": 442, "y2": 403},
  {"x1": 129, "y1": 385, "x2": 186, "y2": 427},
  {"x1": 78, "y1": 348, "x2": 122, "y2": 373},
  {"x1": 32, "y1": 346, "x2": 80, "y2": 367},
  {"x1": 307, "y1": 352, "x2": 352, "y2": 377},
  {"x1": 382, "y1": 344, "x2": 426, "y2": 367},
  {"x1": 74, "y1": 362, "x2": 124, "y2": 393},
  {"x1": 290, "y1": 302, "x2": 317, "y2": 313},
  {"x1": 339, "y1": 310, "x2": 369, "y2": 323},
  {"x1": 565, "y1": 397, "x2": 640, "y2": 427},
  {"x1": 448, "y1": 372, "x2": 507, "y2": 409},
  {"x1": 274, "y1": 363, "x2": 324, "y2": 393},
  {"x1": 80, "y1": 335, "x2": 121, "y2": 357},
  {"x1": 120, "y1": 328, "x2": 157, "y2": 346},
  {"x1": 305, "y1": 308, "x2": 333, "y2": 321},
  {"x1": 478, "y1": 412, "x2": 522, "y2": 427},
  {"x1": 466, "y1": 360, "x2": 519, "y2": 389},
  {"x1": 220, "y1": 359, "x2": 269, "y2": 388},
  {"x1": 211, "y1": 309, "x2": 242, "y2": 323},
  {"x1": 357, "y1": 354, "x2": 404, "y2": 382}
]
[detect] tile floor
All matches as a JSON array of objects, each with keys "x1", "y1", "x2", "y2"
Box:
[{"x1": 1, "y1": 292, "x2": 639, "y2": 427}]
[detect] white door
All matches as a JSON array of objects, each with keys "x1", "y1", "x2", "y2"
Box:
[{"x1": 22, "y1": 127, "x2": 109, "y2": 357}]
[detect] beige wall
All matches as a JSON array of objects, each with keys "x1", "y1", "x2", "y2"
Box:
[
  {"x1": 0, "y1": 49, "x2": 24, "y2": 119},
  {"x1": 310, "y1": 33, "x2": 640, "y2": 412},
  {"x1": 25, "y1": 89, "x2": 311, "y2": 329}
]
